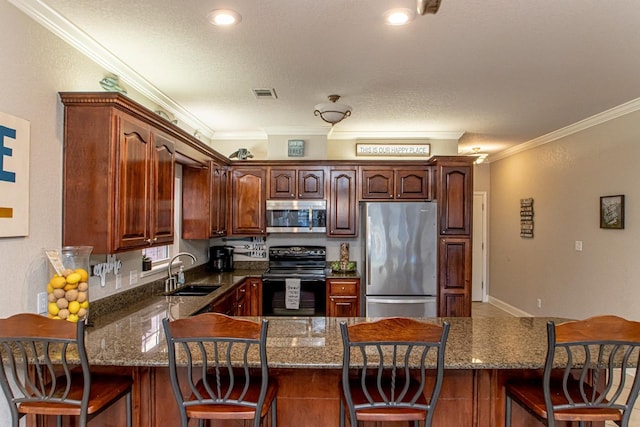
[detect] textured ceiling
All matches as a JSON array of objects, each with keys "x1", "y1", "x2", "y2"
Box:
[{"x1": 16, "y1": 0, "x2": 640, "y2": 157}]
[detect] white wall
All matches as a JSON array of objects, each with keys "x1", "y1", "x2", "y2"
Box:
[{"x1": 489, "y1": 109, "x2": 640, "y2": 320}]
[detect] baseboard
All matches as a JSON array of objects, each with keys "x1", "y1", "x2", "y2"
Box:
[{"x1": 487, "y1": 296, "x2": 534, "y2": 317}]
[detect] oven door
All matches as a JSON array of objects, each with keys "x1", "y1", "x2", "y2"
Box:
[{"x1": 262, "y1": 277, "x2": 326, "y2": 316}]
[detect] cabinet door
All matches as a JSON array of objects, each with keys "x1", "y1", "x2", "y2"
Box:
[
  {"x1": 230, "y1": 168, "x2": 266, "y2": 235},
  {"x1": 328, "y1": 169, "x2": 357, "y2": 237},
  {"x1": 150, "y1": 131, "x2": 175, "y2": 245},
  {"x1": 210, "y1": 164, "x2": 228, "y2": 236},
  {"x1": 269, "y1": 169, "x2": 296, "y2": 199},
  {"x1": 235, "y1": 282, "x2": 248, "y2": 316},
  {"x1": 181, "y1": 165, "x2": 210, "y2": 239},
  {"x1": 361, "y1": 168, "x2": 394, "y2": 199},
  {"x1": 298, "y1": 169, "x2": 325, "y2": 199},
  {"x1": 438, "y1": 237, "x2": 471, "y2": 317},
  {"x1": 247, "y1": 278, "x2": 262, "y2": 316},
  {"x1": 115, "y1": 115, "x2": 151, "y2": 250},
  {"x1": 395, "y1": 169, "x2": 431, "y2": 200},
  {"x1": 438, "y1": 165, "x2": 472, "y2": 235}
]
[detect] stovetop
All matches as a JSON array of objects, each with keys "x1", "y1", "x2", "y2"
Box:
[{"x1": 263, "y1": 245, "x2": 327, "y2": 280}]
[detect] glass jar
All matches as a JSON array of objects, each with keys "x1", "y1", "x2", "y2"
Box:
[{"x1": 44, "y1": 246, "x2": 92, "y2": 322}]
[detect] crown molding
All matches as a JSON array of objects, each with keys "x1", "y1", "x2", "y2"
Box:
[
  {"x1": 9, "y1": 0, "x2": 215, "y2": 140},
  {"x1": 330, "y1": 130, "x2": 465, "y2": 140},
  {"x1": 491, "y1": 97, "x2": 640, "y2": 162},
  {"x1": 212, "y1": 131, "x2": 269, "y2": 140}
]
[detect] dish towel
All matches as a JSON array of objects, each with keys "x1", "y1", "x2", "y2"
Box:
[{"x1": 285, "y1": 278, "x2": 301, "y2": 310}]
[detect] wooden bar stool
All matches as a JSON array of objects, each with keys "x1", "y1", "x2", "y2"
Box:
[
  {"x1": 0, "y1": 313, "x2": 133, "y2": 427},
  {"x1": 505, "y1": 315, "x2": 640, "y2": 427},
  {"x1": 339, "y1": 317, "x2": 450, "y2": 427},
  {"x1": 162, "y1": 312, "x2": 277, "y2": 427}
]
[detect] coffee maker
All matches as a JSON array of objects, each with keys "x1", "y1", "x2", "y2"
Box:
[{"x1": 209, "y1": 246, "x2": 234, "y2": 272}]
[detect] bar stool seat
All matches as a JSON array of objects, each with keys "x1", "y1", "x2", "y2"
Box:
[
  {"x1": 163, "y1": 312, "x2": 277, "y2": 427},
  {"x1": 0, "y1": 313, "x2": 133, "y2": 427},
  {"x1": 505, "y1": 315, "x2": 640, "y2": 427}
]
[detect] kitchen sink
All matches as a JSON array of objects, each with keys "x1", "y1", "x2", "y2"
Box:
[{"x1": 167, "y1": 284, "x2": 221, "y2": 296}]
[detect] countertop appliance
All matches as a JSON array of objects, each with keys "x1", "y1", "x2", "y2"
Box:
[
  {"x1": 209, "y1": 245, "x2": 234, "y2": 272},
  {"x1": 364, "y1": 202, "x2": 438, "y2": 317},
  {"x1": 262, "y1": 246, "x2": 327, "y2": 316},
  {"x1": 266, "y1": 200, "x2": 327, "y2": 233}
]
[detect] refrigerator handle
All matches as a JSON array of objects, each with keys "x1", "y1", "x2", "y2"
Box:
[{"x1": 366, "y1": 213, "x2": 371, "y2": 286}]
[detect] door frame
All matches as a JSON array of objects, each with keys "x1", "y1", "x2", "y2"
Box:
[{"x1": 472, "y1": 191, "x2": 488, "y2": 302}]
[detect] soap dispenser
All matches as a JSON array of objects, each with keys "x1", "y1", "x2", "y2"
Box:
[{"x1": 177, "y1": 265, "x2": 185, "y2": 286}]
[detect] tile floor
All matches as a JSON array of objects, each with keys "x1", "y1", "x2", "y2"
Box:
[{"x1": 472, "y1": 302, "x2": 640, "y2": 426}]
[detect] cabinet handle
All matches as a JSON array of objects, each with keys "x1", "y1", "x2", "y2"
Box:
[
  {"x1": 341, "y1": 286, "x2": 345, "y2": 291},
  {"x1": 389, "y1": 194, "x2": 393, "y2": 198}
]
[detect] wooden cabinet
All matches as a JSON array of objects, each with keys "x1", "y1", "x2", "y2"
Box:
[
  {"x1": 182, "y1": 162, "x2": 227, "y2": 239},
  {"x1": 328, "y1": 168, "x2": 358, "y2": 237},
  {"x1": 269, "y1": 168, "x2": 325, "y2": 199},
  {"x1": 246, "y1": 277, "x2": 262, "y2": 316},
  {"x1": 229, "y1": 167, "x2": 266, "y2": 235},
  {"x1": 234, "y1": 281, "x2": 248, "y2": 316},
  {"x1": 211, "y1": 289, "x2": 235, "y2": 316},
  {"x1": 436, "y1": 157, "x2": 474, "y2": 316},
  {"x1": 438, "y1": 237, "x2": 472, "y2": 317},
  {"x1": 360, "y1": 167, "x2": 433, "y2": 200},
  {"x1": 438, "y1": 164, "x2": 472, "y2": 235},
  {"x1": 61, "y1": 100, "x2": 175, "y2": 253},
  {"x1": 327, "y1": 278, "x2": 360, "y2": 317}
]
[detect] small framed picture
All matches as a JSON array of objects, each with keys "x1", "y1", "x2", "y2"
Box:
[{"x1": 600, "y1": 195, "x2": 625, "y2": 229}]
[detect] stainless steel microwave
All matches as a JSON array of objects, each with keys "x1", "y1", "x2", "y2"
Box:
[{"x1": 266, "y1": 200, "x2": 327, "y2": 233}]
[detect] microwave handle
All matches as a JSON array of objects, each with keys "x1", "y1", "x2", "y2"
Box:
[{"x1": 308, "y1": 208, "x2": 313, "y2": 230}]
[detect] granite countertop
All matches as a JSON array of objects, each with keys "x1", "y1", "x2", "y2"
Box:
[{"x1": 85, "y1": 269, "x2": 561, "y2": 369}]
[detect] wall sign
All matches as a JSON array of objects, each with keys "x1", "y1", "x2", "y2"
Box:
[
  {"x1": 520, "y1": 198, "x2": 534, "y2": 238},
  {"x1": 356, "y1": 143, "x2": 431, "y2": 157},
  {"x1": 287, "y1": 139, "x2": 305, "y2": 157},
  {"x1": 0, "y1": 112, "x2": 30, "y2": 237}
]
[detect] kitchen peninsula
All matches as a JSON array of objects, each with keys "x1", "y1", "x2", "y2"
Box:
[{"x1": 61, "y1": 275, "x2": 562, "y2": 427}]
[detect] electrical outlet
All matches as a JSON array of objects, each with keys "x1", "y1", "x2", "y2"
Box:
[
  {"x1": 130, "y1": 270, "x2": 138, "y2": 285},
  {"x1": 37, "y1": 292, "x2": 48, "y2": 314},
  {"x1": 574, "y1": 240, "x2": 583, "y2": 251},
  {"x1": 537, "y1": 298, "x2": 542, "y2": 309},
  {"x1": 115, "y1": 273, "x2": 122, "y2": 290}
]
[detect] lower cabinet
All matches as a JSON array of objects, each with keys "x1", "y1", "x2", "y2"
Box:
[
  {"x1": 326, "y1": 278, "x2": 360, "y2": 317},
  {"x1": 210, "y1": 278, "x2": 262, "y2": 317}
]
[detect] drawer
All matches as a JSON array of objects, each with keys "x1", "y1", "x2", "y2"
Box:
[{"x1": 329, "y1": 281, "x2": 357, "y2": 296}]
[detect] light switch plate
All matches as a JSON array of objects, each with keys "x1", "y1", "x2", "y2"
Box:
[
  {"x1": 37, "y1": 292, "x2": 48, "y2": 314},
  {"x1": 130, "y1": 270, "x2": 138, "y2": 285}
]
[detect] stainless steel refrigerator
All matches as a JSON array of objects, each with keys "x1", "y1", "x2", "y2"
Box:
[{"x1": 363, "y1": 202, "x2": 438, "y2": 317}]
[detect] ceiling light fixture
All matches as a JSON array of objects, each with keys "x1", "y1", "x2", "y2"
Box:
[
  {"x1": 207, "y1": 9, "x2": 242, "y2": 26},
  {"x1": 384, "y1": 8, "x2": 415, "y2": 26},
  {"x1": 314, "y1": 95, "x2": 352, "y2": 126},
  {"x1": 471, "y1": 147, "x2": 488, "y2": 164},
  {"x1": 417, "y1": 0, "x2": 442, "y2": 15}
]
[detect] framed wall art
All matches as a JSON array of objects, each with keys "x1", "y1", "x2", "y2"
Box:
[{"x1": 600, "y1": 194, "x2": 624, "y2": 229}]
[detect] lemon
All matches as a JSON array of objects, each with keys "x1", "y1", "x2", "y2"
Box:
[
  {"x1": 74, "y1": 268, "x2": 89, "y2": 282},
  {"x1": 64, "y1": 282, "x2": 78, "y2": 291},
  {"x1": 50, "y1": 276, "x2": 66, "y2": 289},
  {"x1": 46, "y1": 283, "x2": 54, "y2": 293},
  {"x1": 68, "y1": 300, "x2": 80, "y2": 314},
  {"x1": 65, "y1": 272, "x2": 81, "y2": 285},
  {"x1": 67, "y1": 314, "x2": 78, "y2": 323},
  {"x1": 48, "y1": 302, "x2": 60, "y2": 316},
  {"x1": 80, "y1": 301, "x2": 89, "y2": 309}
]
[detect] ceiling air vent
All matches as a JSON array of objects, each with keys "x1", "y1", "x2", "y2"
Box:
[{"x1": 252, "y1": 88, "x2": 278, "y2": 99}]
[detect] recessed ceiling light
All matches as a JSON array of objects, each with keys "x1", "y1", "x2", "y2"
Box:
[
  {"x1": 207, "y1": 9, "x2": 242, "y2": 26},
  {"x1": 384, "y1": 8, "x2": 415, "y2": 26}
]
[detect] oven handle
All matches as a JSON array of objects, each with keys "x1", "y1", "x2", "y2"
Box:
[{"x1": 308, "y1": 208, "x2": 313, "y2": 231}]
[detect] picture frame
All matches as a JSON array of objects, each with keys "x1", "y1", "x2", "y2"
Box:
[{"x1": 600, "y1": 194, "x2": 625, "y2": 229}]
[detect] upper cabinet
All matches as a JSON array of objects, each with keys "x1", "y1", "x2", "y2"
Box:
[
  {"x1": 230, "y1": 167, "x2": 267, "y2": 235},
  {"x1": 360, "y1": 166, "x2": 434, "y2": 200},
  {"x1": 328, "y1": 167, "x2": 358, "y2": 237},
  {"x1": 182, "y1": 161, "x2": 228, "y2": 239},
  {"x1": 61, "y1": 97, "x2": 175, "y2": 253},
  {"x1": 269, "y1": 168, "x2": 325, "y2": 199},
  {"x1": 437, "y1": 163, "x2": 472, "y2": 235}
]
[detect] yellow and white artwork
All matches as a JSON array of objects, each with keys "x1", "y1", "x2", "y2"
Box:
[{"x1": 0, "y1": 111, "x2": 30, "y2": 237}]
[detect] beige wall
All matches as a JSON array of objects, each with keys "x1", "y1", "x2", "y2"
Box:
[{"x1": 489, "y1": 110, "x2": 640, "y2": 320}]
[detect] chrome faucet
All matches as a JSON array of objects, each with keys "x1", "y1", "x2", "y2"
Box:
[{"x1": 165, "y1": 252, "x2": 197, "y2": 292}]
